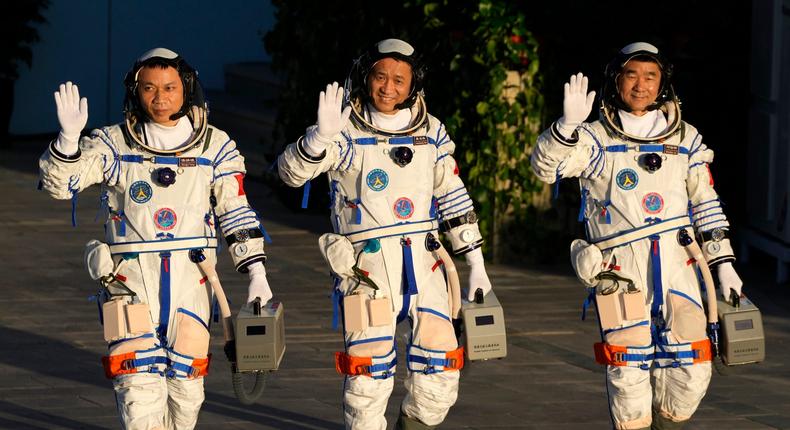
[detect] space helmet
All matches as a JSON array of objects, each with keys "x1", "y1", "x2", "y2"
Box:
[
  {"x1": 600, "y1": 42, "x2": 682, "y2": 142},
  {"x1": 601, "y1": 42, "x2": 675, "y2": 113},
  {"x1": 344, "y1": 38, "x2": 426, "y2": 111},
  {"x1": 122, "y1": 47, "x2": 206, "y2": 123}
]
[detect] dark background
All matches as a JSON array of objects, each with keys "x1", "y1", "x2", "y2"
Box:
[{"x1": 526, "y1": 0, "x2": 752, "y2": 231}]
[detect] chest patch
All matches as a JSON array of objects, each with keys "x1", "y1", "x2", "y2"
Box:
[
  {"x1": 393, "y1": 197, "x2": 415, "y2": 220},
  {"x1": 642, "y1": 192, "x2": 664, "y2": 214},
  {"x1": 130, "y1": 181, "x2": 153, "y2": 204},
  {"x1": 616, "y1": 169, "x2": 639, "y2": 191},
  {"x1": 366, "y1": 169, "x2": 389, "y2": 192},
  {"x1": 154, "y1": 208, "x2": 178, "y2": 230}
]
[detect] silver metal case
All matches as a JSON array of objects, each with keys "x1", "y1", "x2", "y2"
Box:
[
  {"x1": 461, "y1": 290, "x2": 507, "y2": 361},
  {"x1": 234, "y1": 301, "x2": 286, "y2": 371},
  {"x1": 717, "y1": 296, "x2": 765, "y2": 365}
]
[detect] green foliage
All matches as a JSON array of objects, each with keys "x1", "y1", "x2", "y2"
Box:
[
  {"x1": 410, "y1": 0, "x2": 547, "y2": 262},
  {"x1": 0, "y1": 0, "x2": 49, "y2": 80},
  {"x1": 264, "y1": 0, "x2": 547, "y2": 262}
]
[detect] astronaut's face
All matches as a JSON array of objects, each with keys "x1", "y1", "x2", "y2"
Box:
[
  {"x1": 368, "y1": 58, "x2": 413, "y2": 114},
  {"x1": 617, "y1": 59, "x2": 661, "y2": 116},
  {"x1": 137, "y1": 65, "x2": 184, "y2": 126}
]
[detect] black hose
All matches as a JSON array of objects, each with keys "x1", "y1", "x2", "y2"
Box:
[{"x1": 231, "y1": 370, "x2": 268, "y2": 405}]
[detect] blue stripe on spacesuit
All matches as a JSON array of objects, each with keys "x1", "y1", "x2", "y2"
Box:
[
  {"x1": 217, "y1": 153, "x2": 240, "y2": 165},
  {"x1": 435, "y1": 124, "x2": 449, "y2": 147},
  {"x1": 692, "y1": 206, "x2": 723, "y2": 219},
  {"x1": 693, "y1": 213, "x2": 726, "y2": 225},
  {"x1": 688, "y1": 162, "x2": 706, "y2": 170},
  {"x1": 107, "y1": 332, "x2": 156, "y2": 349},
  {"x1": 437, "y1": 192, "x2": 471, "y2": 209},
  {"x1": 347, "y1": 336, "x2": 394, "y2": 347},
  {"x1": 695, "y1": 218, "x2": 729, "y2": 230},
  {"x1": 436, "y1": 152, "x2": 450, "y2": 163},
  {"x1": 436, "y1": 186, "x2": 465, "y2": 201},
  {"x1": 602, "y1": 320, "x2": 649, "y2": 336},
  {"x1": 213, "y1": 138, "x2": 235, "y2": 164},
  {"x1": 214, "y1": 170, "x2": 244, "y2": 180},
  {"x1": 118, "y1": 210, "x2": 126, "y2": 236},
  {"x1": 353, "y1": 136, "x2": 437, "y2": 146},
  {"x1": 95, "y1": 129, "x2": 121, "y2": 186},
  {"x1": 344, "y1": 143, "x2": 356, "y2": 171},
  {"x1": 108, "y1": 235, "x2": 216, "y2": 246},
  {"x1": 332, "y1": 279, "x2": 342, "y2": 331},
  {"x1": 119, "y1": 155, "x2": 213, "y2": 166},
  {"x1": 579, "y1": 127, "x2": 606, "y2": 179},
  {"x1": 221, "y1": 217, "x2": 259, "y2": 231},
  {"x1": 177, "y1": 308, "x2": 209, "y2": 330},
  {"x1": 581, "y1": 287, "x2": 595, "y2": 322},
  {"x1": 402, "y1": 240, "x2": 418, "y2": 296},
  {"x1": 301, "y1": 180, "x2": 311, "y2": 209},
  {"x1": 578, "y1": 188, "x2": 588, "y2": 222},
  {"x1": 219, "y1": 206, "x2": 247, "y2": 218},
  {"x1": 691, "y1": 198, "x2": 720, "y2": 209},
  {"x1": 348, "y1": 198, "x2": 362, "y2": 224},
  {"x1": 605, "y1": 144, "x2": 689, "y2": 154},
  {"x1": 417, "y1": 307, "x2": 450, "y2": 321},
  {"x1": 440, "y1": 203, "x2": 474, "y2": 220},
  {"x1": 219, "y1": 207, "x2": 258, "y2": 230},
  {"x1": 219, "y1": 210, "x2": 257, "y2": 224},
  {"x1": 129, "y1": 354, "x2": 169, "y2": 371},
  {"x1": 649, "y1": 236, "x2": 664, "y2": 341},
  {"x1": 688, "y1": 133, "x2": 703, "y2": 156},
  {"x1": 158, "y1": 252, "x2": 172, "y2": 344},
  {"x1": 68, "y1": 175, "x2": 80, "y2": 227},
  {"x1": 668, "y1": 290, "x2": 702, "y2": 309},
  {"x1": 338, "y1": 141, "x2": 353, "y2": 170}
]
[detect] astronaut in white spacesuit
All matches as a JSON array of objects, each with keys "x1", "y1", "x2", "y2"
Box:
[
  {"x1": 39, "y1": 48, "x2": 272, "y2": 430},
  {"x1": 531, "y1": 42, "x2": 744, "y2": 430},
  {"x1": 277, "y1": 38, "x2": 492, "y2": 430}
]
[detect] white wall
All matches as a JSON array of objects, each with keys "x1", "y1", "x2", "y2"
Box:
[{"x1": 10, "y1": 0, "x2": 274, "y2": 134}]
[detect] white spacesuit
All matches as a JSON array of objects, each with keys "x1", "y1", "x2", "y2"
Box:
[
  {"x1": 531, "y1": 43, "x2": 743, "y2": 430},
  {"x1": 39, "y1": 48, "x2": 272, "y2": 430},
  {"x1": 277, "y1": 39, "x2": 492, "y2": 430}
]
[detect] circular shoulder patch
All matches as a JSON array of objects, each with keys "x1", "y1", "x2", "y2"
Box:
[
  {"x1": 130, "y1": 181, "x2": 153, "y2": 204},
  {"x1": 616, "y1": 169, "x2": 639, "y2": 191},
  {"x1": 393, "y1": 197, "x2": 415, "y2": 220},
  {"x1": 642, "y1": 192, "x2": 664, "y2": 214},
  {"x1": 366, "y1": 169, "x2": 389, "y2": 192},
  {"x1": 153, "y1": 208, "x2": 178, "y2": 230}
]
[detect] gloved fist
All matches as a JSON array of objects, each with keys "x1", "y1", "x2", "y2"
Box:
[
  {"x1": 717, "y1": 262, "x2": 743, "y2": 301},
  {"x1": 465, "y1": 248, "x2": 492, "y2": 301},
  {"x1": 247, "y1": 262, "x2": 273, "y2": 305},
  {"x1": 316, "y1": 82, "x2": 351, "y2": 139},
  {"x1": 54, "y1": 82, "x2": 88, "y2": 153},
  {"x1": 557, "y1": 72, "x2": 596, "y2": 136}
]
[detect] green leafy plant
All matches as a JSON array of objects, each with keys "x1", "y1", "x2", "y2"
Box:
[{"x1": 412, "y1": 0, "x2": 548, "y2": 262}]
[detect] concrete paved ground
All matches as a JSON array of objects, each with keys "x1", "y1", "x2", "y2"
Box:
[{"x1": 1, "y1": 140, "x2": 789, "y2": 429}]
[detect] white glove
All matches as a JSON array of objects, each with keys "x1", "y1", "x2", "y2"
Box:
[
  {"x1": 247, "y1": 262, "x2": 273, "y2": 305},
  {"x1": 53, "y1": 81, "x2": 88, "y2": 155},
  {"x1": 557, "y1": 72, "x2": 596, "y2": 138},
  {"x1": 570, "y1": 239, "x2": 603, "y2": 288},
  {"x1": 717, "y1": 262, "x2": 743, "y2": 301},
  {"x1": 303, "y1": 82, "x2": 352, "y2": 157},
  {"x1": 464, "y1": 248, "x2": 492, "y2": 301}
]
